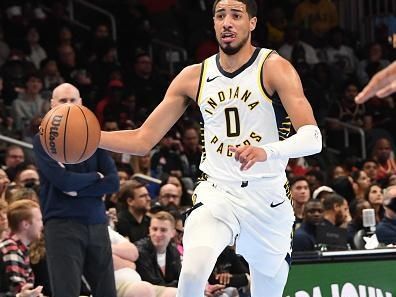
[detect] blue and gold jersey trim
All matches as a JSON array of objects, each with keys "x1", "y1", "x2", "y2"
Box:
[
  {"x1": 257, "y1": 49, "x2": 275, "y2": 104},
  {"x1": 196, "y1": 60, "x2": 208, "y2": 105}
]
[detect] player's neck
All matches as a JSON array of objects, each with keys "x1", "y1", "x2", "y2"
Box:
[{"x1": 219, "y1": 44, "x2": 256, "y2": 73}]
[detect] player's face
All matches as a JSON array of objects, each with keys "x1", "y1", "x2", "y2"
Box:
[
  {"x1": 213, "y1": 0, "x2": 256, "y2": 55},
  {"x1": 149, "y1": 218, "x2": 175, "y2": 252}
]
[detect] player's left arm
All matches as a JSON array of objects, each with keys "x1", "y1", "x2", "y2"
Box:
[
  {"x1": 267, "y1": 54, "x2": 317, "y2": 130},
  {"x1": 232, "y1": 54, "x2": 322, "y2": 170}
]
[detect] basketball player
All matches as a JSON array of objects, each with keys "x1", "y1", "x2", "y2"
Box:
[
  {"x1": 355, "y1": 61, "x2": 396, "y2": 104},
  {"x1": 33, "y1": 83, "x2": 119, "y2": 297},
  {"x1": 100, "y1": 1, "x2": 322, "y2": 296}
]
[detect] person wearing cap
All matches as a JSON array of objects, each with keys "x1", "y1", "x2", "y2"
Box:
[
  {"x1": 312, "y1": 186, "x2": 334, "y2": 201},
  {"x1": 376, "y1": 186, "x2": 396, "y2": 245}
]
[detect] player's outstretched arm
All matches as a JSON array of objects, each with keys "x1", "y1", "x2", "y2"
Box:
[
  {"x1": 355, "y1": 61, "x2": 396, "y2": 104},
  {"x1": 99, "y1": 65, "x2": 201, "y2": 155}
]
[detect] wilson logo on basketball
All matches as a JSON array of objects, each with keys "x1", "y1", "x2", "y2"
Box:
[{"x1": 48, "y1": 115, "x2": 63, "y2": 154}]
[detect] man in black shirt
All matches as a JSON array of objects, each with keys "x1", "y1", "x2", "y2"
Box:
[{"x1": 116, "y1": 180, "x2": 151, "y2": 243}]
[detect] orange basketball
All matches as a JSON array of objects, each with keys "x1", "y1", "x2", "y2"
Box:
[{"x1": 39, "y1": 103, "x2": 101, "y2": 164}]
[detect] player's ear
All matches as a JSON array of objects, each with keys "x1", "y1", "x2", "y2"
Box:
[
  {"x1": 50, "y1": 99, "x2": 55, "y2": 109},
  {"x1": 249, "y1": 17, "x2": 257, "y2": 31}
]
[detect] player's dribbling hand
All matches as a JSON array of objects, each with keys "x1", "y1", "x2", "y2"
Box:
[{"x1": 229, "y1": 145, "x2": 267, "y2": 171}]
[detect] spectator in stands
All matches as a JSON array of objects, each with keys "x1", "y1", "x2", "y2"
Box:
[
  {"x1": 330, "y1": 176, "x2": 356, "y2": 205},
  {"x1": 126, "y1": 50, "x2": 167, "y2": 113},
  {"x1": 362, "y1": 159, "x2": 379, "y2": 182},
  {"x1": 328, "y1": 165, "x2": 348, "y2": 182},
  {"x1": 151, "y1": 132, "x2": 185, "y2": 179},
  {"x1": 135, "y1": 211, "x2": 181, "y2": 288},
  {"x1": 322, "y1": 193, "x2": 350, "y2": 228},
  {"x1": 88, "y1": 39, "x2": 120, "y2": 95},
  {"x1": 376, "y1": 186, "x2": 396, "y2": 245},
  {"x1": 312, "y1": 185, "x2": 334, "y2": 201},
  {"x1": 387, "y1": 174, "x2": 396, "y2": 187},
  {"x1": 265, "y1": 7, "x2": 287, "y2": 49},
  {"x1": 347, "y1": 199, "x2": 372, "y2": 249},
  {"x1": 351, "y1": 170, "x2": 371, "y2": 200},
  {"x1": 180, "y1": 126, "x2": 202, "y2": 184},
  {"x1": 328, "y1": 81, "x2": 368, "y2": 129},
  {"x1": 23, "y1": 26, "x2": 47, "y2": 70},
  {"x1": 162, "y1": 175, "x2": 192, "y2": 208},
  {"x1": 305, "y1": 170, "x2": 324, "y2": 194},
  {"x1": 56, "y1": 44, "x2": 79, "y2": 81},
  {"x1": 0, "y1": 199, "x2": 43, "y2": 296},
  {"x1": 0, "y1": 200, "x2": 8, "y2": 240},
  {"x1": 0, "y1": 169, "x2": 10, "y2": 201},
  {"x1": 7, "y1": 187, "x2": 39, "y2": 205},
  {"x1": 290, "y1": 176, "x2": 311, "y2": 230},
  {"x1": 3, "y1": 145, "x2": 25, "y2": 182},
  {"x1": 1, "y1": 49, "x2": 36, "y2": 104},
  {"x1": 365, "y1": 183, "x2": 384, "y2": 223},
  {"x1": 11, "y1": 73, "x2": 49, "y2": 140},
  {"x1": 109, "y1": 226, "x2": 177, "y2": 297},
  {"x1": 208, "y1": 245, "x2": 250, "y2": 297},
  {"x1": 293, "y1": 0, "x2": 338, "y2": 42},
  {"x1": 292, "y1": 199, "x2": 324, "y2": 251},
  {"x1": 15, "y1": 168, "x2": 40, "y2": 190},
  {"x1": 157, "y1": 183, "x2": 181, "y2": 209},
  {"x1": 95, "y1": 79, "x2": 125, "y2": 126},
  {"x1": 0, "y1": 26, "x2": 10, "y2": 67},
  {"x1": 39, "y1": 58, "x2": 65, "y2": 99},
  {"x1": 116, "y1": 180, "x2": 151, "y2": 243},
  {"x1": 357, "y1": 42, "x2": 391, "y2": 87},
  {"x1": 371, "y1": 137, "x2": 396, "y2": 183},
  {"x1": 323, "y1": 27, "x2": 358, "y2": 81},
  {"x1": 278, "y1": 25, "x2": 319, "y2": 66}
]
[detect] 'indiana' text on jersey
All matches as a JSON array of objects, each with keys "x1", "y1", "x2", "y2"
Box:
[{"x1": 196, "y1": 48, "x2": 292, "y2": 181}]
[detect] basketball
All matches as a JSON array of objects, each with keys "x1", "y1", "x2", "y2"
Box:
[{"x1": 39, "y1": 103, "x2": 101, "y2": 164}]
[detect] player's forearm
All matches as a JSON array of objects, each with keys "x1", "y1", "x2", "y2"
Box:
[
  {"x1": 100, "y1": 130, "x2": 153, "y2": 155},
  {"x1": 262, "y1": 125, "x2": 322, "y2": 160}
]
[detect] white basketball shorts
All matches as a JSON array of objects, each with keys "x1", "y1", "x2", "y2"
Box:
[{"x1": 191, "y1": 174, "x2": 294, "y2": 277}]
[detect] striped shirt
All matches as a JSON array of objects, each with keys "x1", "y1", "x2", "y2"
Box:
[{"x1": 0, "y1": 235, "x2": 34, "y2": 295}]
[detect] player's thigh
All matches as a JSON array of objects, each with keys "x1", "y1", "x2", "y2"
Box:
[{"x1": 183, "y1": 204, "x2": 233, "y2": 252}]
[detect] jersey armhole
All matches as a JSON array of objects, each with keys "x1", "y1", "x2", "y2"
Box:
[
  {"x1": 258, "y1": 50, "x2": 276, "y2": 103},
  {"x1": 195, "y1": 60, "x2": 208, "y2": 105}
]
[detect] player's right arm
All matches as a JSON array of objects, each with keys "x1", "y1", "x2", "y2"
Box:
[{"x1": 99, "y1": 64, "x2": 201, "y2": 155}]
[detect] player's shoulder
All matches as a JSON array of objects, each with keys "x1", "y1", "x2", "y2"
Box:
[
  {"x1": 264, "y1": 53, "x2": 296, "y2": 82},
  {"x1": 178, "y1": 63, "x2": 203, "y2": 80},
  {"x1": 265, "y1": 52, "x2": 291, "y2": 69}
]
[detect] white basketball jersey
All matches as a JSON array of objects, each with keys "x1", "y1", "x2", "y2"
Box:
[{"x1": 196, "y1": 48, "x2": 292, "y2": 181}]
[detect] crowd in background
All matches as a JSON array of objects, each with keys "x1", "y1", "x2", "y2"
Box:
[{"x1": 0, "y1": 0, "x2": 395, "y2": 296}]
